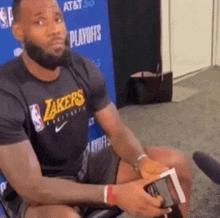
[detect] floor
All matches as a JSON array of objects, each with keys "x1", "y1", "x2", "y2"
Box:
[{"x1": 118, "y1": 66, "x2": 220, "y2": 218}]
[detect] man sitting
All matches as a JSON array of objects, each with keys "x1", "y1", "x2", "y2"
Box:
[{"x1": 0, "y1": 0, "x2": 192, "y2": 217}]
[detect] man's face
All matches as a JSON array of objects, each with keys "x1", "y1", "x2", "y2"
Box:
[{"x1": 19, "y1": 0, "x2": 71, "y2": 69}]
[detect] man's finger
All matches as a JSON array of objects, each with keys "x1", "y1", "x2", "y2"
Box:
[
  {"x1": 140, "y1": 205, "x2": 173, "y2": 218},
  {"x1": 141, "y1": 176, "x2": 160, "y2": 185},
  {"x1": 161, "y1": 166, "x2": 169, "y2": 172},
  {"x1": 142, "y1": 192, "x2": 164, "y2": 208},
  {"x1": 141, "y1": 173, "x2": 158, "y2": 180}
]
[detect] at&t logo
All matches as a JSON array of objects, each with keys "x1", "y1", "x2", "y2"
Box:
[
  {"x1": 0, "y1": 7, "x2": 13, "y2": 29},
  {"x1": 83, "y1": 0, "x2": 95, "y2": 8},
  {"x1": 63, "y1": 0, "x2": 95, "y2": 12}
]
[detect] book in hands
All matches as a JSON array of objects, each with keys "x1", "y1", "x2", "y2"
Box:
[{"x1": 143, "y1": 168, "x2": 186, "y2": 208}]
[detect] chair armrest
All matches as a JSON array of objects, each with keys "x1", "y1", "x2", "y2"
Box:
[{"x1": 86, "y1": 207, "x2": 123, "y2": 218}]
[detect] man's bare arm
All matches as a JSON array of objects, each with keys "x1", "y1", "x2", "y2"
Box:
[
  {"x1": 0, "y1": 140, "x2": 105, "y2": 206},
  {"x1": 95, "y1": 102, "x2": 146, "y2": 167},
  {"x1": 0, "y1": 137, "x2": 169, "y2": 217}
]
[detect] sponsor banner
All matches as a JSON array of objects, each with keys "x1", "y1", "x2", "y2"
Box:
[
  {"x1": 0, "y1": 174, "x2": 7, "y2": 215},
  {"x1": 0, "y1": 0, "x2": 115, "y2": 215},
  {"x1": 88, "y1": 134, "x2": 110, "y2": 152},
  {"x1": 0, "y1": 175, "x2": 7, "y2": 194},
  {"x1": 0, "y1": 0, "x2": 115, "y2": 103}
]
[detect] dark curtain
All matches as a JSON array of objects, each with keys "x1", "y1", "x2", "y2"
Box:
[{"x1": 108, "y1": 0, "x2": 161, "y2": 108}]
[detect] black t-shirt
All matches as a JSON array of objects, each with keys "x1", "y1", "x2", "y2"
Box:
[{"x1": 0, "y1": 53, "x2": 110, "y2": 176}]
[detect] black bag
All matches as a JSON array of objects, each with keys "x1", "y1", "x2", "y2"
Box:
[{"x1": 127, "y1": 71, "x2": 173, "y2": 105}]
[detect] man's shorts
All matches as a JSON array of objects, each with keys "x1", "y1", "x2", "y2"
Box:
[{"x1": 2, "y1": 145, "x2": 120, "y2": 218}]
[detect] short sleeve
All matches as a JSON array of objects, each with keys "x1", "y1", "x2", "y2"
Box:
[
  {"x1": 84, "y1": 58, "x2": 111, "y2": 112},
  {"x1": 0, "y1": 90, "x2": 28, "y2": 145}
]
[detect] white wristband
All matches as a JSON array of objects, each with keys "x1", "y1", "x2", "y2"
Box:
[
  {"x1": 137, "y1": 154, "x2": 148, "y2": 161},
  {"x1": 104, "y1": 185, "x2": 109, "y2": 204},
  {"x1": 134, "y1": 154, "x2": 148, "y2": 171}
]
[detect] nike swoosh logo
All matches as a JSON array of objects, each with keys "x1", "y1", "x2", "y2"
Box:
[{"x1": 55, "y1": 121, "x2": 68, "y2": 133}]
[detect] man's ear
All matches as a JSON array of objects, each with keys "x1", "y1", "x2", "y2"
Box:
[{"x1": 12, "y1": 22, "x2": 24, "y2": 42}]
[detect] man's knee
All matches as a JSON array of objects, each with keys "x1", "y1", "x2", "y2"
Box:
[
  {"x1": 165, "y1": 147, "x2": 190, "y2": 169},
  {"x1": 24, "y1": 205, "x2": 81, "y2": 218},
  {"x1": 60, "y1": 206, "x2": 81, "y2": 218},
  {"x1": 144, "y1": 146, "x2": 192, "y2": 175}
]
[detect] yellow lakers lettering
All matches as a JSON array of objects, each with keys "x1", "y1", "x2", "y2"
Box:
[{"x1": 43, "y1": 89, "x2": 85, "y2": 122}]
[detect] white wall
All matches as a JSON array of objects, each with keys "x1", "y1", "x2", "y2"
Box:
[
  {"x1": 161, "y1": 0, "x2": 214, "y2": 78},
  {"x1": 215, "y1": 0, "x2": 220, "y2": 65},
  {"x1": 161, "y1": 0, "x2": 171, "y2": 73}
]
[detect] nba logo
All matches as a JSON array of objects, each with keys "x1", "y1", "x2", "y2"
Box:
[
  {"x1": 0, "y1": 8, "x2": 9, "y2": 29},
  {"x1": 29, "y1": 104, "x2": 45, "y2": 132}
]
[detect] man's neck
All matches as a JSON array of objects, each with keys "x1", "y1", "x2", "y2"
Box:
[{"x1": 21, "y1": 51, "x2": 60, "y2": 82}]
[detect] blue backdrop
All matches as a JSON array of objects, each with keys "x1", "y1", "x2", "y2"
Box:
[{"x1": 0, "y1": 0, "x2": 115, "y2": 215}]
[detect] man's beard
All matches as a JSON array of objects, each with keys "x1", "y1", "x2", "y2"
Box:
[{"x1": 24, "y1": 36, "x2": 72, "y2": 70}]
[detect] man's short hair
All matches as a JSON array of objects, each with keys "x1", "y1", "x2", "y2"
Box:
[{"x1": 12, "y1": 0, "x2": 23, "y2": 22}]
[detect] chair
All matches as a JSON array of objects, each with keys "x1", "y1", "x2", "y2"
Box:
[{"x1": 86, "y1": 207, "x2": 122, "y2": 218}]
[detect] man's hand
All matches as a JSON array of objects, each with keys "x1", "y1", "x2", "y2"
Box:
[
  {"x1": 139, "y1": 156, "x2": 168, "y2": 179},
  {"x1": 113, "y1": 177, "x2": 172, "y2": 217}
]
